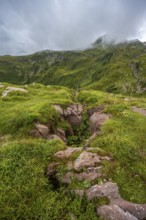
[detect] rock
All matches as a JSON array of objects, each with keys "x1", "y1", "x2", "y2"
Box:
[
  {"x1": 62, "y1": 170, "x2": 101, "y2": 183},
  {"x1": 64, "y1": 104, "x2": 83, "y2": 126},
  {"x1": 45, "y1": 163, "x2": 60, "y2": 177},
  {"x1": 53, "y1": 105, "x2": 64, "y2": 115},
  {"x1": 49, "y1": 134, "x2": 62, "y2": 141},
  {"x1": 75, "y1": 170, "x2": 101, "y2": 181},
  {"x1": 97, "y1": 205, "x2": 138, "y2": 220},
  {"x1": 52, "y1": 128, "x2": 67, "y2": 142},
  {"x1": 132, "y1": 106, "x2": 146, "y2": 116},
  {"x1": 54, "y1": 147, "x2": 82, "y2": 159},
  {"x1": 30, "y1": 129, "x2": 42, "y2": 138},
  {"x1": 67, "y1": 115, "x2": 82, "y2": 126},
  {"x1": 74, "y1": 189, "x2": 84, "y2": 197},
  {"x1": 74, "y1": 151, "x2": 101, "y2": 171},
  {"x1": 86, "y1": 182, "x2": 120, "y2": 200},
  {"x1": 111, "y1": 199, "x2": 146, "y2": 220},
  {"x1": 0, "y1": 84, "x2": 4, "y2": 88},
  {"x1": 62, "y1": 172, "x2": 74, "y2": 183},
  {"x1": 56, "y1": 128, "x2": 66, "y2": 137},
  {"x1": 90, "y1": 112, "x2": 109, "y2": 133},
  {"x1": 64, "y1": 104, "x2": 83, "y2": 117},
  {"x1": 45, "y1": 163, "x2": 60, "y2": 189},
  {"x1": 88, "y1": 106, "x2": 105, "y2": 117},
  {"x1": 67, "y1": 161, "x2": 74, "y2": 170},
  {"x1": 35, "y1": 123, "x2": 49, "y2": 138},
  {"x1": 2, "y1": 86, "x2": 28, "y2": 97}
]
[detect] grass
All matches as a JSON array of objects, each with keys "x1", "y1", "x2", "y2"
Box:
[
  {"x1": 0, "y1": 82, "x2": 146, "y2": 219},
  {"x1": 0, "y1": 139, "x2": 99, "y2": 220}
]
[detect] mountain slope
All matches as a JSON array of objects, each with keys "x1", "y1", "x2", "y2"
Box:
[
  {"x1": 0, "y1": 39, "x2": 146, "y2": 95},
  {"x1": 0, "y1": 82, "x2": 146, "y2": 219}
]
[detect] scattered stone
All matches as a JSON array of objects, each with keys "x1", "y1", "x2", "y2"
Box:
[
  {"x1": 132, "y1": 106, "x2": 146, "y2": 116},
  {"x1": 111, "y1": 199, "x2": 146, "y2": 220},
  {"x1": 35, "y1": 123, "x2": 49, "y2": 138},
  {"x1": 2, "y1": 86, "x2": 28, "y2": 97},
  {"x1": 86, "y1": 182, "x2": 120, "y2": 200},
  {"x1": 74, "y1": 151, "x2": 101, "y2": 171},
  {"x1": 97, "y1": 205, "x2": 138, "y2": 220},
  {"x1": 54, "y1": 147, "x2": 82, "y2": 159},
  {"x1": 0, "y1": 84, "x2": 4, "y2": 88},
  {"x1": 90, "y1": 112, "x2": 109, "y2": 133}
]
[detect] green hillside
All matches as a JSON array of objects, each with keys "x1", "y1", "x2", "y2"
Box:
[
  {"x1": 0, "y1": 39, "x2": 146, "y2": 219},
  {"x1": 0, "y1": 39, "x2": 146, "y2": 95}
]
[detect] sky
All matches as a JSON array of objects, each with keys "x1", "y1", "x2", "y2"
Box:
[{"x1": 0, "y1": 0, "x2": 146, "y2": 55}]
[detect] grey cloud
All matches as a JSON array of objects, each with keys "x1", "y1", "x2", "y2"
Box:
[{"x1": 0, "y1": 0, "x2": 146, "y2": 55}]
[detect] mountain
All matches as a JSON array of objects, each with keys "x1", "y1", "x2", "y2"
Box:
[
  {"x1": 0, "y1": 38, "x2": 146, "y2": 220},
  {"x1": 0, "y1": 38, "x2": 146, "y2": 95}
]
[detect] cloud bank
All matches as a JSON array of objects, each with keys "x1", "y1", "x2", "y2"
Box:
[{"x1": 0, "y1": 0, "x2": 146, "y2": 55}]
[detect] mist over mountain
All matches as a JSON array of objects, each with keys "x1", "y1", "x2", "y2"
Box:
[{"x1": 0, "y1": 0, "x2": 146, "y2": 55}]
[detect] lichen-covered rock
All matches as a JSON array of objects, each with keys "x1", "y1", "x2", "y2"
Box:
[
  {"x1": 35, "y1": 123, "x2": 49, "y2": 138},
  {"x1": 90, "y1": 112, "x2": 109, "y2": 133},
  {"x1": 54, "y1": 147, "x2": 82, "y2": 159},
  {"x1": 74, "y1": 151, "x2": 101, "y2": 171},
  {"x1": 97, "y1": 205, "x2": 138, "y2": 220},
  {"x1": 75, "y1": 170, "x2": 101, "y2": 181},
  {"x1": 111, "y1": 199, "x2": 146, "y2": 220},
  {"x1": 86, "y1": 182, "x2": 120, "y2": 200}
]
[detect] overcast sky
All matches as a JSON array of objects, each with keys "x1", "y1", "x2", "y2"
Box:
[{"x1": 0, "y1": 0, "x2": 146, "y2": 55}]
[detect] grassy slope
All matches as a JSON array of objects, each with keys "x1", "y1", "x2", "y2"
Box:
[
  {"x1": 0, "y1": 83, "x2": 146, "y2": 219},
  {"x1": 0, "y1": 40, "x2": 146, "y2": 95}
]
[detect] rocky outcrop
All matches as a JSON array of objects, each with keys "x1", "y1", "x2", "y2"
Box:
[
  {"x1": 30, "y1": 123, "x2": 65, "y2": 141},
  {"x1": 74, "y1": 151, "x2": 101, "y2": 171},
  {"x1": 74, "y1": 182, "x2": 146, "y2": 220},
  {"x1": 111, "y1": 199, "x2": 146, "y2": 220},
  {"x1": 2, "y1": 86, "x2": 28, "y2": 97},
  {"x1": 90, "y1": 112, "x2": 109, "y2": 133},
  {"x1": 35, "y1": 123, "x2": 50, "y2": 138},
  {"x1": 86, "y1": 182, "x2": 120, "y2": 201},
  {"x1": 53, "y1": 104, "x2": 83, "y2": 126},
  {"x1": 54, "y1": 147, "x2": 82, "y2": 159},
  {"x1": 46, "y1": 146, "x2": 146, "y2": 220},
  {"x1": 97, "y1": 205, "x2": 138, "y2": 220}
]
